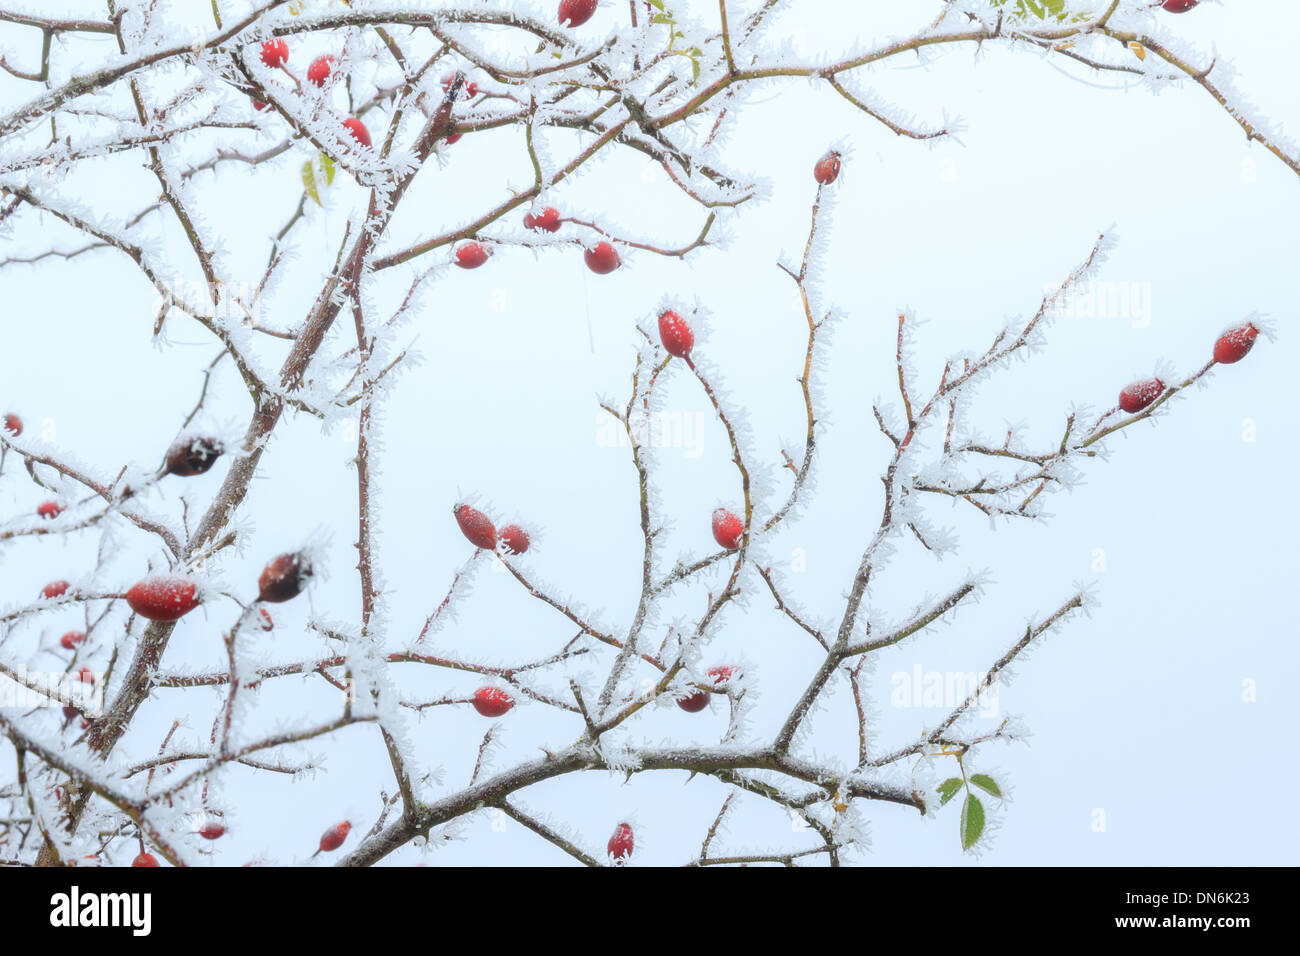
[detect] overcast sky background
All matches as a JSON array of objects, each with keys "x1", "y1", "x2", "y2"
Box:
[{"x1": 1, "y1": 0, "x2": 1297, "y2": 866}]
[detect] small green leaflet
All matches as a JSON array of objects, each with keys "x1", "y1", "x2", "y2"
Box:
[
  {"x1": 970, "y1": 774, "x2": 1003, "y2": 798},
  {"x1": 937, "y1": 777, "x2": 964, "y2": 806},
  {"x1": 960, "y1": 793, "x2": 986, "y2": 851},
  {"x1": 301, "y1": 152, "x2": 336, "y2": 207}
]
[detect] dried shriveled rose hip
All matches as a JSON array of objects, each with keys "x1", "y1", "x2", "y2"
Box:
[
  {"x1": 163, "y1": 435, "x2": 223, "y2": 477},
  {"x1": 258, "y1": 552, "x2": 312, "y2": 604}
]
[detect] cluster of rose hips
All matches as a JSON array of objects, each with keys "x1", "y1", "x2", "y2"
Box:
[
  {"x1": 1117, "y1": 320, "x2": 1259, "y2": 414},
  {"x1": 453, "y1": 503, "x2": 530, "y2": 555},
  {"x1": 258, "y1": 36, "x2": 624, "y2": 277},
  {"x1": 453, "y1": 214, "x2": 621, "y2": 276},
  {"x1": 255, "y1": 38, "x2": 371, "y2": 149},
  {"x1": 451, "y1": 504, "x2": 532, "y2": 719}
]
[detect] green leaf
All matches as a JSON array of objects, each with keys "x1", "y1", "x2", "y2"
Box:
[
  {"x1": 970, "y1": 774, "x2": 1003, "y2": 799},
  {"x1": 651, "y1": 13, "x2": 673, "y2": 25},
  {"x1": 648, "y1": 0, "x2": 665, "y2": 9},
  {"x1": 960, "y1": 793, "x2": 986, "y2": 851},
  {"x1": 937, "y1": 777, "x2": 964, "y2": 806},
  {"x1": 301, "y1": 158, "x2": 320, "y2": 206},
  {"x1": 302, "y1": 153, "x2": 336, "y2": 207},
  {"x1": 688, "y1": 47, "x2": 701, "y2": 83}
]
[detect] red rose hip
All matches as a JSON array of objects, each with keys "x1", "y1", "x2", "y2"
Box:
[
  {"x1": 1213, "y1": 322, "x2": 1259, "y2": 365},
  {"x1": 260, "y1": 39, "x2": 289, "y2": 68},
  {"x1": 258, "y1": 552, "x2": 311, "y2": 604},
  {"x1": 440, "y1": 73, "x2": 478, "y2": 98},
  {"x1": 658, "y1": 310, "x2": 694, "y2": 359},
  {"x1": 163, "y1": 435, "x2": 223, "y2": 477},
  {"x1": 132, "y1": 852, "x2": 159, "y2": 867},
  {"x1": 1118, "y1": 378, "x2": 1165, "y2": 414},
  {"x1": 1161, "y1": 0, "x2": 1198, "y2": 11},
  {"x1": 2, "y1": 413, "x2": 20, "y2": 435},
  {"x1": 523, "y1": 207, "x2": 562, "y2": 233},
  {"x1": 814, "y1": 150, "x2": 842, "y2": 185},
  {"x1": 500, "y1": 524, "x2": 530, "y2": 555},
  {"x1": 307, "y1": 55, "x2": 335, "y2": 87},
  {"x1": 607, "y1": 822, "x2": 634, "y2": 863},
  {"x1": 454, "y1": 504, "x2": 497, "y2": 549},
  {"x1": 126, "y1": 574, "x2": 201, "y2": 622},
  {"x1": 454, "y1": 241, "x2": 491, "y2": 269},
  {"x1": 584, "y1": 241, "x2": 621, "y2": 275},
  {"x1": 676, "y1": 665, "x2": 734, "y2": 712},
  {"x1": 711, "y1": 508, "x2": 744, "y2": 550},
  {"x1": 318, "y1": 821, "x2": 351, "y2": 852},
  {"x1": 37, "y1": 500, "x2": 62, "y2": 519},
  {"x1": 471, "y1": 686, "x2": 514, "y2": 717},
  {"x1": 343, "y1": 117, "x2": 371, "y2": 147},
  {"x1": 41, "y1": 580, "x2": 70, "y2": 600},
  {"x1": 60, "y1": 631, "x2": 85, "y2": 650},
  {"x1": 198, "y1": 822, "x2": 225, "y2": 840},
  {"x1": 558, "y1": 0, "x2": 599, "y2": 28}
]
